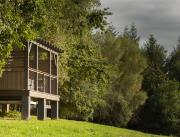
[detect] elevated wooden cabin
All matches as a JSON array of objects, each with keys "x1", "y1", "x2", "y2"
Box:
[{"x1": 0, "y1": 39, "x2": 63, "y2": 120}]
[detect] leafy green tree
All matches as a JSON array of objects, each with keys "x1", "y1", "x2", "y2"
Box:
[
  {"x1": 93, "y1": 30, "x2": 147, "y2": 127},
  {"x1": 39, "y1": 0, "x2": 110, "y2": 120},
  {"x1": 0, "y1": 0, "x2": 110, "y2": 120},
  {"x1": 0, "y1": 0, "x2": 45, "y2": 75}
]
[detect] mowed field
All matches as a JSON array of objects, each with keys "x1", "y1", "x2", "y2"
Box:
[{"x1": 0, "y1": 119, "x2": 168, "y2": 137}]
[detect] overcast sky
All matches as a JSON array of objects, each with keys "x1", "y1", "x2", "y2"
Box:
[{"x1": 101, "y1": 0, "x2": 180, "y2": 52}]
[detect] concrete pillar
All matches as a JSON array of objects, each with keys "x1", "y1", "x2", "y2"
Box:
[
  {"x1": 2, "y1": 104, "x2": 10, "y2": 113},
  {"x1": 21, "y1": 96, "x2": 31, "y2": 120},
  {"x1": 51, "y1": 101, "x2": 59, "y2": 120},
  {"x1": 37, "y1": 98, "x2": 46, "y2": 120}
]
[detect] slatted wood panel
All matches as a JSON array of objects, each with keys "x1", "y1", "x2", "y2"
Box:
[
  {"x1": 0, "y1": 49, "x2": 25, "y2": 90},
  {"x1": 0, "y1": 71, "x2": 24, "y2": 90}
]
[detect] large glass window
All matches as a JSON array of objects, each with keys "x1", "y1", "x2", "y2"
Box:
[
  {"x1": 51, "y1": 54, "x2": 57, "y2": 76},
  {"x1": 38, "y1": 74, "x2": 44, "y2": 92},
  {"x1": 29, "y1": 71, "x2": 37, "y2": 90},
  {"x1": 38, "y1": 47, "x2": 50, "y2": 73},
  {"x1": 28, "y1": 43, "x2": 58, "y2": 95},
  {"x1": 29, "y1": 44, "x2": 37, "y2": 69},
  {"x1": 45, "y1": 76, "x2": 50, "y2": 93},
  {"x1": 51, "y1": 78, "x2": 57, "y2": 95}
]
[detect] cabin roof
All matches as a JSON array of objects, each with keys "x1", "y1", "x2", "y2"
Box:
[{"x1": 35, "y1": 38, "x2": 64, "y2": 53}]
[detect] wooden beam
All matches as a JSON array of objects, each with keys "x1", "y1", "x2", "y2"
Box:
[
  {"x1": 28, "y1": 42, "x2": 32, "y2": 54},
  {"x1": 29, "y1": 91, "x2": 59, "y2": 101},
  {"x1": 46, "y1": 105, "x2": 51, "y2": 109},
  {"x1": 0, "y1": 90, "x2": 29, "y2": 96},
  {"x1": 0, "y1": 101, "x2": 21, "y2": 104},
  {"x1": 29, "y1": 41, "x2": 59, "y2": 55},
  {"x1": 30, "y1": 101, "x2": 37, "y2": 105}
]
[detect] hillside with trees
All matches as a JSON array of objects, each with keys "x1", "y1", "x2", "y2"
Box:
[{"x1": 0, "y1": 0, "x2": 179, "y2": 137}]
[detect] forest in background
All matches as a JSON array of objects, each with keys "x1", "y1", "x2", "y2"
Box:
[{"x1": 0, "y1": 0, "x2": 179, "y2": 136}]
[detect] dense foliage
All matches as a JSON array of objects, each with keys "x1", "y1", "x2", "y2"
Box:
[
  {"x1": 141, "y1": 35, "x2": 167, "y2": 96},
  {"x1": 166, "y1": 38, "x2": 180, "y2": 87},
  {"x1": 1, "y1": 0, "x2": 110, "y2": 121},
  {"x1": 131, "y1": 80, "x2": 180, "y2": 136},
  {"x1": 128, "y1": 34, "x2": 180, "y2": 137},
  {"x1": 93, "y1": 29, "x2": 147, "y2": 127},
  {"x1": 0, "y1": 0, "x2": 44, "y2": 75},
  {"x1": 39, "y1": 0, "x2": 110, "y2": 120}
]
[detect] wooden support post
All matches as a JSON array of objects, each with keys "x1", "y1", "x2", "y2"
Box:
[
  {"x1": 51, "y1": 101, "x2": 59, "y2": 120},
  {"x1": 2, "y1": 104, "x2": 10, "y2": 113},
  {"x1": 21, "y1": 96, "x2": 31, "y2": 120},
  {"x1": 37, "y1": 98, "x2": 46, "y2": 120},
  {"x1": 25, "y1": 41, "x2": 30, "y2": 90}
]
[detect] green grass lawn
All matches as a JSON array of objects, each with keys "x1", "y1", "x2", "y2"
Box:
[{"x1": 0, "y1": 118, "x2": 168, "y2": 137}]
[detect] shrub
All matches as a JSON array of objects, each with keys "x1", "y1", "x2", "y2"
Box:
[{"x1": 0, "y1": 111, "x2": 21, "y2": 120}]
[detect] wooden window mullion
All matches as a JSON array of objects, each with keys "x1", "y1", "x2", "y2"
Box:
[
  {"x1": 49, "y1": 52, "x2": 52, "y2": 94},
  {"x1": 36, "y1": 45, "x2": 38, "y2": 91}
]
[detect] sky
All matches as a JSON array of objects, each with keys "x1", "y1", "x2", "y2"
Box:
[{"x1": 101, "y1": 0, "x2": 180, "y2": 52}]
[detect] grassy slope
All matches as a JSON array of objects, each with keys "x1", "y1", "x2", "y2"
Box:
[{"x1": 0, "y1": 119, "x2": 167, "y2": 137}]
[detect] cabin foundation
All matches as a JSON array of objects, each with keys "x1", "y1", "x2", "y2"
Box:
[
  {"x1": 51, "y1": 101, "x2": 59, "y2": 119},
  {"x1": 37, "y1": 98, "x2": 46, "y2": 120},
  {"x1": 21, "y1": 95, "x2": 31, "y2": 120}
]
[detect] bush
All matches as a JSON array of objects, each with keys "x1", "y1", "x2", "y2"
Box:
[
  {"x1": 6, "y1": 111, "x2": 21, "y2": 120},
  {"x1": 0, "y1": 111, "x2": 21, "y2": 120}
]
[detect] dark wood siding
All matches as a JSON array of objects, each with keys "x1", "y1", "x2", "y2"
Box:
[{"x1": 0, "y1": 50, "x2": 25, "y2": 90}]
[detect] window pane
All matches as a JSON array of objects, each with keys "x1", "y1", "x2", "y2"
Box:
[
  {"x1": 29, "y1": 71, "x2": 37, "y2": 90},
  {"x1": 45, "y1": 76, "x2": 50, "y2": 93},
  {"x1": 38, "y1": 74, "x2": 44, "y2": 92},
  {"x1": 51, "y1": 78, "x2": 57, "y2": 95},
  {"x1": 51, "y1": 54, "x2": 57, "y2": 76},
  {"x1": 29, "y1": 44, "x2": 37, "y2": 69},
  {"x1": 38, "y1": 47, "x2": 50, "y2": 73}
]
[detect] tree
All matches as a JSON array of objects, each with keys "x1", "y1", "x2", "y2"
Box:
[
  {"x1": 0, "y1": 0, "x2": 45, "y2": 75},
  {"x1": 166, "y1": 37, "x2": 180, "y2": 89},
  {"x1": 142, "y1": 35, "x2": 166, "y2": 67},
  {"x1": 128, "y1": 35, "x2": 170, "y2": 134},
  {"x1": 133, "y1": 80, "x2": 180, "y2": 136},
  {"x1": 123, "y1": 23, "x2": 140, "y2": 44},
  {"x1": 39, "y1": 0, "x2": 110, "y2": 120},
  {"x1": 93, "y1": 30, "x2": 147, "y2": 127},
  {"x1": 0, "y1": 0, "x2": 110, "y2": 120},
  {"x1": 142, "y1": 34, "x2": 167, "y2": 95}
]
